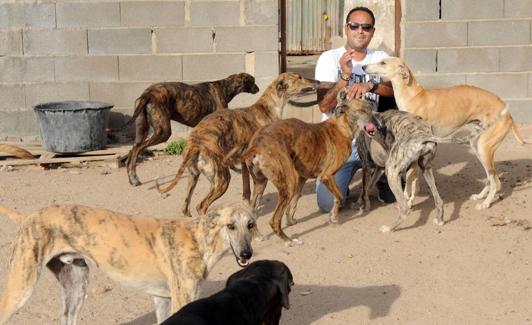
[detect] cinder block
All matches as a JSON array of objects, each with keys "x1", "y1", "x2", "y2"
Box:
[
  {"x1": 155, "y1": 28, "x2": 213, "y2": 53},
  {"x1": 0, "y1": 3, "x2": 55, "y2": 28},
  {"x1": 119, "y1": 55, "x2": 182, "y2": 81},
  {"x1": 500, "y1": 47, "x2": 532, "y2": 72},
  {"x1": 89, "y1": 29, "x2": 152, "y2": 54},
  {"x1": 415, "y1": 74, "x2": 467, "y2": 89},
  {"x1": 529, "y1": 73, "x2": 532, "y2": 97},
  {"x1": 0, "y1": 111, "x2": 39, "y2": 138},
  {"x1": 504, "y1": 0, "x2": 532, "y2": 18},
  {"x1": 244, "y1": 0, "x2": 278, "y2": 25},
  {"x1": 215, "y1": 26, "x2": 278, "y2": 52},
  {"x1": 254, "y1": 52, "x2": 278, "y2": 77},
  {"x1": 182, "y1": 54, "x2": 245, "y2": 81},
  {"x1": 0, "y1": 57, "x2": 54, "y2": 82},
  {"x1": 507, "y1": 99, "x2": 532, "y2": 123},
  {"x1": 57, "y1": 2, "x2": 120, "y2": 28},
  {"x1": 25, "y1": 82, "x2": 90, "y2": 109},
  {"x1": 55, "y1": 56, "x2": 119, "y2": 82},
  {"x1": 466, "y1": 73, "x2": 528, "y2": 98},
  {"x1": 468, "y1": 20, "x2": 530, "y2": 46},
  {"x1": 121, "y1": 2, "x2": 185, "y2": 27},
  {"x1": 442, "y1": 0, "x2": 503, "y2": 19},
  {"x1": 89, "y1": 81, "x2": 151, "y2": 108},
  {"x1": 0, "y1": 85, "x2": 25, "y2": 111},
  {"x1": 403, "y1": 49, "x2": 437, "y2": 73},
  {"x1": 438, "y1": 48, "x2": 499, "y2": 73},
  {"x1": 404, "y1": 0, "x2": 440, "y2": 20},
  {"x1": 191, "y1": 1, "x2": 240, "y2": 27},
  {"x1": 23, "y1": 30, "x2": 87, "y2": 56},
  {"x1": 0, "y1": 30, "x2": 22, "y2": 55},
  {"x1": 405, "y1": 22, "x2": 467, "y2": 48}
]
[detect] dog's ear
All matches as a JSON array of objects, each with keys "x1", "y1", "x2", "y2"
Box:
[
  {"x1": 398, "y1": 65, "x2": 412, "y2": 86},
  {"x1": 205, "y1": 210, "x2": 221, "y2": 229},
  {"x1": 276, "y1": 79, "x2": 287, "y2": 94},
  {"x1": 275, "y1": 265, "x2": 294, "y2": 309}
]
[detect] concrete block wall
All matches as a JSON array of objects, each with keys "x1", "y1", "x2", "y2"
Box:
[
  {"x1": 0, "y1": 0, "x2": 280, "y2": 140},
  {"x1": 402, "y1": 0, "x2": 532, "y2": 122}
]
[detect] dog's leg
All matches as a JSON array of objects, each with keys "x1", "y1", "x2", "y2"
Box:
[
  {"x1": 319, "y1": 175, "x2": 344, "y2": 224},
  {"x1": 270, "y1": 174, "x2": 303, "y2": 246},
  {"x1": 183, "y1": 164, "x2": 201, "y2": 217},
  {"x1": 404, "y1": 164, "x2": 419, "y2": 208},
  {"x1": 248, "y1": 164, "x2": 268, "y2": 211},
  {"x1": 241, "y1": 163, "x2": 251, "y2": 204},
  {"x1": 127, "y1": 105, "x2": 171, "y2": 186},
  {"x1": 197, "y1": 166, "x2": 230, "y2": 215},
  {"x1": 471, "y1": 122, "x2": 509, "y2": 209},
  {"x1": 152, "y1": 296, "x2": 171, "y2": 324},
  {"x1": 381, "y1": 152, "x2": 412, "y2": 233},
  {"x1": 47, "y1": 256, "x2": 89, "y2": 325},
  {"x1": 419, "y1": 156, "x2": 444, "y2": 226},
  {"x1": 285, "y1": 177, "x2": 306, "y2": 226},
  {"x1": 0, "y1": 237, "x2": 44, "y2": 324}
]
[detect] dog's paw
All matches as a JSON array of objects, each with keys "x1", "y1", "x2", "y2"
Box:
[
  {"x1": 432, "y1": 218, "x2": 444, "y2": 226},
  {"x1": 286, "y1": 218, "x2": 298, "y2": 226},
  {"x1": 469, "y1": 193, "x2": 485, "y2": 201},
  {"x1": 285, "y1": 238, "x2": 303, "y2": 247},
  {"x1": 380, "y1": 225, "x2": 392, "y2": 233},
  {"x1": 475, "y1": 202, "x2": 490, "y2": 210}
]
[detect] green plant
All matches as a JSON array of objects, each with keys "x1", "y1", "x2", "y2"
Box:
[{"x1": 164, "y1": 138, "x2": 187, "y2": 155}]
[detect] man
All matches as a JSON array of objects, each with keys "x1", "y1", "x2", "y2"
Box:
[{"x1": 315, "y1": 6, "x2": 396, "y2": 212}]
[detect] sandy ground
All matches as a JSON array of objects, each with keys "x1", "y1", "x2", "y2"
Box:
[{"x1": 1, "y1": 132, "x2": 531, "y2": 324}]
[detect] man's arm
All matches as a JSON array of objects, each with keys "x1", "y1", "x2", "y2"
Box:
[{"x1": 317, "y1": 78, "x2": 349, "y2": 113}]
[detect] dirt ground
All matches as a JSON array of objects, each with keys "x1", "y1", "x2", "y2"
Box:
[{"x1": 1, "y1": 131, "x2": 532, "y2": 324}]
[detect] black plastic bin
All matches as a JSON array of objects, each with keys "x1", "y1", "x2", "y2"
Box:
[{"x1": 33, "y1": 101, "x2": 113, "y2": 153}]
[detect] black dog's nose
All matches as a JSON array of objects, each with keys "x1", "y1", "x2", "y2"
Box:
[
  {"x1": 240, "y1": 250, "x2": 252, "y2": 260},
  {"x1": 362, "y1": 64, "x2": 367, "y2": 72}
]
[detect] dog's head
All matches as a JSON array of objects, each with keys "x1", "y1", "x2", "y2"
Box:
[
  {"x1": 362, "y1": 57, "x2": 412, "y2": 86},
  {"x1": 333, "y1": 89, "x2": 378, "y2": 138},
  {"x1": 205, "y1": 203, "x2": 256, "y2": 267},
  {"x1": 270, "y1": 72, "x2": 318, "y2": 99},
  {"x1": 226, "y1": 260, "x2": 294, "y2": 309},
  {"x1": 227, "y1": 72, "x2": 260, "y2": 95}
]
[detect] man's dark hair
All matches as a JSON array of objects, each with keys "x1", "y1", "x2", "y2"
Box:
[{"x1": 346, "y1": 6, "x2": 376, "y2": 26}]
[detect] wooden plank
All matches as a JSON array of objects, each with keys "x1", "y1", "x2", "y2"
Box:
[{"x1": 0, "y1": 154, "x2": 122, "y2": 167}]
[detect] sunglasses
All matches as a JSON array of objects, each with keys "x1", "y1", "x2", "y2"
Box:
[{"x1": 347, "y1": 22, "x2": 373, "y2": 32}]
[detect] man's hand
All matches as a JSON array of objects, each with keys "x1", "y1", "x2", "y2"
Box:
[
  {"x1": 346, "y1": 82, "x2": 372, "y2": 100},
  {"x1": 339, "y1": 49, "x2": 355, "y2": 75}
]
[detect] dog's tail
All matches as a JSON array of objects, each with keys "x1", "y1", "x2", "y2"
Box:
[
  {"x1": 105, "y1": 94, "x2": 150, "y2": 133},
  {"x1": 508, "y1": 112, "x2": 532, "y2": 145},
  {"x1": 222, "y1": 144, "x2": 247, "y2": 167},
  {"x1": 431, "y1": 108, "x2": 512, "y2": 144},
  {"x1": 156, "y1": 145, "x2": 199, "y2": 193},
  {"x1": 0, "y1": 204, "x2": 25, "y2": 223},
  {"x1": 0, "y1": 144, "x2": 34, "y2": 160}
]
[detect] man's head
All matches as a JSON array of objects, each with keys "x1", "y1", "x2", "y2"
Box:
[{"x1": 344, "y1": 6, "x2": 376, "y2": 52}]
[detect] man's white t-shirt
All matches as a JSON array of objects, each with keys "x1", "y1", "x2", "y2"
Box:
[{"x1": 315, "y1": 47, "x2": 389, "y2": 121}]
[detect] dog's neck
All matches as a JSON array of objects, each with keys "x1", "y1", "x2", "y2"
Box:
[
  {"x1": 389, "y1": 69, "x2": 424, "y2": 111},
  {"x1": 193, "y1": 218, "x2": 229, "y2": 272},
  {"x1": 252, "y1": 85, "x2": 287, "y2": 121}
]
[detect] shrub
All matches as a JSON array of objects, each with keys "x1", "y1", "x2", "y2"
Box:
[{"x1": 164, "y1": 138, "x2": 187, "y2": 155}]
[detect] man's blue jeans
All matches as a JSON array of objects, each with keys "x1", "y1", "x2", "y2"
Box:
[{"x1": 316, "y1": 142, "x2": 361, "y2": 213}]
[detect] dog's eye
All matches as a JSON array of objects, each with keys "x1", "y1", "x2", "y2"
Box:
[
  {"x1": 247, "y1": 222, "x2": 255, "y2": 229},
  {"x1": 380, "y1": 61, "x2": 386, "y2": 65},
  {"x1": 227, "y1": 224, "x2": 235, "y2": 230}
]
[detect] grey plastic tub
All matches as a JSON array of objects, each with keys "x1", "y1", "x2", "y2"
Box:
[{"x1": 33, "y1": 101, "x2": 113, "y2": 153}]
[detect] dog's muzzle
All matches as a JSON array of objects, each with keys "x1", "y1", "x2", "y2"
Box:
[{"x1": 364, "y1": 122, "x2": 377, "y2": 137}]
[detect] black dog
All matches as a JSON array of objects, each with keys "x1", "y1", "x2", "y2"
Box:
[{"x1": 161, "y1": 260, "x2": 294, "y2": 325}]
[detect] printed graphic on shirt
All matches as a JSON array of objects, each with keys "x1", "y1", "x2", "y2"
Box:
[{"x1": 338, "y1": 71, "x2": 381, "y2": 111}]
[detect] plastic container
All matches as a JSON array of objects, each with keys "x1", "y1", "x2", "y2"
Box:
[{"x1": 33, "y1": 100, "x2": 113, "y2": 153}]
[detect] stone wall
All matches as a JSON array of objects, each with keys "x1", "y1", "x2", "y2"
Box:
[
  {"x1": 402, "y1": 0, "x2": 532, "y2": 122},
  {"x1": 0, "y1": 0, "x2": 279, "y2": 140}
]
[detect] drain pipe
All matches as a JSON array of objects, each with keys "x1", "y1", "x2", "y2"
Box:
[{"x1": 279, "y1": 0, "x2": 287, "y2": 72}]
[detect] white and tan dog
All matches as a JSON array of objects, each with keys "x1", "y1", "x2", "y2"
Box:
[
  {"x1": 363, "y1": 57, "x2": 530, "y2": 210},
  {"x1": 0, "y1": 203, "x2": 256, "y2": 324}
]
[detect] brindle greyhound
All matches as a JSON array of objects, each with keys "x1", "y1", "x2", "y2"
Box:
[
  {"x1": 354, "y1": 109, "x2": 508, "y2": 233},
  {"x1": 243, "y1": 90, "x2": 378, "y2": 245},
  {"x1": 120, "y1": 73, "x2": 259, "y2": 186},
  {"x1": 0, "y1": 203, "x2": 256, "y2": 324},
  {"x1": 156, "y1": 73, "x2": 317, "y2": 218}
]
